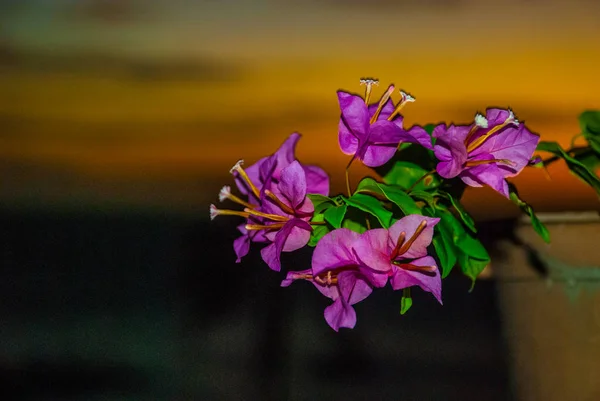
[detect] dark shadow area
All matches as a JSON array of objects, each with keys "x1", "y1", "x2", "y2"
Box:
[{"x1": 0, "y1": 207, "x2": 513, "y2": 400}]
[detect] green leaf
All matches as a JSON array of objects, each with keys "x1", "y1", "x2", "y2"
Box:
[
  {"x1": 376, "y1": 183, "x2": 422, "y2": 215},
  {"x1": 323, "y1": 204, "x2": 348, "y2": 229},
  {"x1": 381, "y1": 161, "x2": 440, "y2": 191},
  {"x1": 340, "y1": 207, "x2": 368, "y2": 234},
  {"x1": 508, "y1": 184, "x2": 551, "y2": 243},
  {"x1": 456, "y1": 233, "x2": 490, "y2": 290},
  {"x1": 573, "y1": 148, "x2": 600, "y2": 172},
  {"x1": 438, "y1": 191, "x2": 476, "y2": 233},
  {"x1": 408, "y1": 190, "x2": 436, "y2": 206},
  {"x1": 307, "y1": 194, "x2": 335, "y2": 214},
  {"x1": 354, "y1": 177, "x2": 384, "y2": 196},
  {"x1": 308, "y1": 213, "x2": 330, "y2": 246},
  {"x1": 579, "y1": 110, "x2": 600, "y2": 153},
  {"x1": 400, "y1": 288, "x2": 412, "y2": 315},
  {"x1": 343, "y1": 193, "x2": 393, "y2": 228},
  {"x1": 430, "y1": 213, "x2": 459, "y2": 278},
  {"x1": 536, "y1": 141, "x2": 600, "y2": 195}
]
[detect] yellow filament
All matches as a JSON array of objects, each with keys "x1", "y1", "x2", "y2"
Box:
[
  {"x1": 396, "y1": 220, "x2": 427, "y2": 257},
  {"x1": 465, "y1": 159, "x2": 514, "y2": 168},
  {"x1": 245, "y1": 222, "x2": 286, "y2": 231},
  {"x1": 391, "y1": 231, "x2": 407, "y2": 260},
  {"x1": 244, "y1": 208, "x2": 290, "y2": 222},
  {"x1": 215, "y1": 209, "x2": 250, "y2": 219},
  {"x1": 234, "y1": 166, "x2": 261, "y2": 199},
  {"x1": 399, "y1": 263, "x2": 436, "y2": 273},
  {"x1": 370, "y1": 85, "x2": 395, "y2": 124},
  {"x1": 264, "y1": 190, "x2": 296, "y2": 216},
  {"x1": 227, "y1": 193, "x2": 257, "y2": 209},
  {"x1": 466, "y1": 121, "x2": 510, "y2": 153}
]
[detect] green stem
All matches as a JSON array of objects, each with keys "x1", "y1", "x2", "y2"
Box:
[{"x1": 345, "y1": 155, "x2": 356, "y2": 197}]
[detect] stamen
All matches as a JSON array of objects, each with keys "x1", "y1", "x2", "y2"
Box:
[
  {"x1": 360, "y1": 77, "x2": 379, "y2": 105},
  {"x1": 387, "y1": 90, "x2": 415, "y2": 121},
  {"x1": 219, "y1": 185, "x2": 256, "y2": 209},
  {"x1": 230, "y1": 159, "x2": 260, "y2": 199},
  {"x1": 396, "y1": 220, "x2": 428, "y2": 257},
  {"x1": 390, "y1": 231, "x2": 406, "y2": 261},
  {"x1": 466, "y1": 111, "x2": 519, "y2": 153},
  {"x1": 370, "y1": 84, "x2": 395, "y2": 124},
  {"x1": 210, "y1": 204, "x2": 250, "y2": 221},
  {"x1": 244, "y1": 207, "x2": 290, "y2": 222},
  {"x1": 464, "y1": 113, "x2": 489, "y2": 144},
  {"x1": 245, "y1": 222, "x2": 286, "y2": 231},
  {"x1": 264, "y1": 189, "x2": 296, "y2": 216},
  {"x1": 465, "y1": 159, "x2": 515, "y2": 168},
  {"x1": 398, "y1": 263, "x2": 437, "y2": 274},
  {"x1": 315, "y1": 271, "x2": 338, "y2": 286}
]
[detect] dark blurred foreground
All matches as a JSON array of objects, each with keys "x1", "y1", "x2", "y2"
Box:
[{"x1": 0, "y1": 207, "x2": 511, "y2": 400}]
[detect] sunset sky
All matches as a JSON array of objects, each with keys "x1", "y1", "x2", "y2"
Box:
[{"x1": 1, "y1": 0, "x2": 600, "y2": 218}]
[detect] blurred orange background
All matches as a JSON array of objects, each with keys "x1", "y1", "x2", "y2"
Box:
[{"x1": 1, "y1": 0, "x2": 599, "y2": 220}]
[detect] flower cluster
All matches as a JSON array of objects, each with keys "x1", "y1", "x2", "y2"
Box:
[{"x1": 211, "y1": 78, "x2": 553, "y2": 331}]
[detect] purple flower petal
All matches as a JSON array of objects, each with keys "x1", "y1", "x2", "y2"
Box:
[
  {"x1": 312, "y1": 229, "x2": 361, "y2": 276},
  {"x1": 270, "y1": 132, "x2": 301, "y2": 180},
  {"x1": 338, "y1": 270, "x2": 373, "y2": 305},
  {"x1": 338, "y1": 91, "x2": 369, "y2": 143},
  {"x1": 324, "y1": 297, "x2": 356, "y2": 332},
  {"x1": 401, "y1": 125, "x2": 434, "y2": 150},
  {"x1": 302, "y1": 164, "x2": 330, "y2": 196},
  {"x1": 390, "y1": 256, "x2": 442, "y2": 304},
  {"x1": 469, "y1": 124, "x2": 540, "y2": 178},
  {"x1": 461, "y1": 162, "x2": 510, "y2": 198},
  {"x1": 279, "y1": 161, "x2": 308, "y2": 209},
  {"x1": 353, "y1": 229, "x2": 393, "y2": 274},
  {"x1": 388, "y1": 215, "x2": 439, "y2": 260},
  {"x1": 359, "y1": 120, "x2": 404, "y2": 167},
  {"x1": 233, "y1": 233, "x2": 250, "y2": 263},
  {"x1": 338, "y1": 119, "x2": 359, "y2": 156},
  {"x1": 281, "y1": 268, "x2": 312, "y2": 287},
  {"x1": 260, "y1": 219, "x2": 311, "y2": 271},
  {"x1": 434, "y1": 124, "x2": 469, "y2": 178}
]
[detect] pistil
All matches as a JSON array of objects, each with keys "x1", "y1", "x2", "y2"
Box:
[
  {"x1": 245, "y1": 222, "x2": 286, "y2": 231},
  {"x1": 397, "y1": 263, "x2": 437, "y2": 274}
]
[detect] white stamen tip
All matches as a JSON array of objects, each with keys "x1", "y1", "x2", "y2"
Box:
[
  {"x1": 506, "y1": 109, "x2": 520, "y2": 127},
  {"x1": 474, "y1": 113, "x2": 489, "y2": 128},
  {"x1": 209, "y1": 204, "x2": 219, "y2": 220},
  {"x1": 400, "y1": 91, "x2": 415, "y2": 102},
  {"x1": 219, "y1": 186, "x2": 231, "y2": 202},
  {"x1": 360, "y1": 78, "x2": 379, "y2": 86},
  {"x1": 229, "y1": 159, "x2": 244, "y2": 174}
]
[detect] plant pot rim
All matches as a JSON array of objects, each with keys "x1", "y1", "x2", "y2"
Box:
[{"x1": 518, "y1": 210, "x2": 600, "y2": 225}]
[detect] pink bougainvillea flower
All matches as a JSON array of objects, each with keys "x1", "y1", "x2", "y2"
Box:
[
  {"x1": 212, "y1": 159, "x2": 314, "y2": 268},
  {"x1": 353, "y1": 215, "x2": 443, "y2": 304},
  {"x1": 282, "y1": 228, "x2": 381, "y2": 331},
  {"x1": 337, "y1": 79, "x2": 432, "y2": 167},
  {"x1": 433, "y1": 108, "x2": 540, "y2": 198}
]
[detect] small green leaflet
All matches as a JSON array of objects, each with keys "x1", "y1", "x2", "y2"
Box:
[
  {"x1": 323, "y1": 204, "x2": 347, "y2": 229},
  {"x1": 508, "y1": 184, "x2": 550, "y2": 243},
  {"x1": 400, "y1": 288, "x2": 412, "y2": 315},
  {"x1": 308, "y1": 212, "x2": 329, "y2": 246}
]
